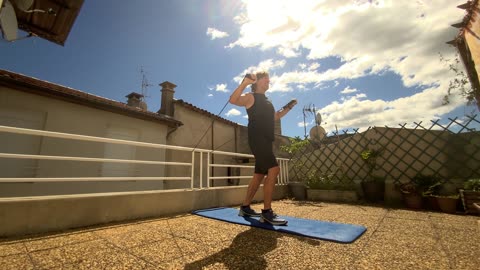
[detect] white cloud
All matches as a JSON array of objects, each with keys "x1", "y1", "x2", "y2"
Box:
[
  {"x1": 340, "y1": 87, "x2": 358, "y2": 94},
  {"x1": 319, "y1": 84, "x2": 464, "y2": 133},
  {"x1": 222, "y1": 0, "x2": 468, "y2": 127},
  {"x1": 233, "y1": 59, "x2": 287, "y2": 83},
  {"x1": 356, "y1": 93, "x2": 367, "y2": 99},
  {"x1": 297, "y1": 121, "x2": 308, "y2": 127},
  {"x1": 215, "y1": 84, "x2": 229, "y2": 92},
  {"x1": 208, "y1": 94, "x2": 213, "y2": 97},
  {"x1": 207, "y1": 27, "x2": 229, "y2": 40},
  {"x1": 308, "y1": 63, "x2": 320, "y2": 71},
  {"x1": 226, "y1": 108, "x2": 242, "y2": 117},
  {"x1": 277, "y1": 47, "x2": 300, "y2": 58}
]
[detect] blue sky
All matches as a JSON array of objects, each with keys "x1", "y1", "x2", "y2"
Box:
[{"x1": 1, "y1": 0, "x2": 478, "y2": 138}]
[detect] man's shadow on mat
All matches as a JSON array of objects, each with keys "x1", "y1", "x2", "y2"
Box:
[{"x1": 184, "y1": 226, "x2": 319, "y2": 270}]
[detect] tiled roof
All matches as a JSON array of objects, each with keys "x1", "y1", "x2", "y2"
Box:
[
  {"x1": 174, "y1": 99, "x2": 241, "y2": 127},
  {"x1": 0, "y1": 69, "x2": 182, "y2": 127}
]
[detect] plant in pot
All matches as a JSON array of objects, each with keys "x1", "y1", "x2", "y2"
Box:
[
  {"x1": 399, "y1": 182, "x2": 423, "y2": 209},
  {"x1": 433, "y1": 193, "x2": 460, "y2": 214},
  {"x1": 280, "y1": 137, "x2": 310, "y2": 200},
  {"x1": 422, "y1": 180, "x2": 442, "y2": 211},
  {"x1": 360, "y1": 148, "x2": 385, "y2": 203},
  {"x1": 398, "y1": 174, "x2": 438, "y2": 210},
  {"x1": 459, "y1": 178, "x2": 480, "y2": 214},
  {"x1": 305, "y1": 170, "x2": 358, "y2": 203},
  {"x1": 421, "y1": 177, "x2": 460, "y2": 214}
]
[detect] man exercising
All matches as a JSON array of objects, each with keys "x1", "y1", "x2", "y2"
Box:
[{"x1": 229, "y1": 71, "x2": 296, "y2": 225}]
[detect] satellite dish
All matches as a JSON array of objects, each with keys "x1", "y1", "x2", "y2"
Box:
[
  {"x1": 309, "y1": 126, "x2": 326, "y2": 141},
  {"x1": 12, "y1": 0, "x2": 33, "y2": 12},
  {"x1": 0, "y1": 0, "x2": 18, "y2": 41},
  {"x1": 315, "y1": 112, "x2": 322, "y2": 126}
]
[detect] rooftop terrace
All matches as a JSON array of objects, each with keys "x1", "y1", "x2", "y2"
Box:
[{"x1": 1, "y1": 200, "x2": 479, "y2": 269}]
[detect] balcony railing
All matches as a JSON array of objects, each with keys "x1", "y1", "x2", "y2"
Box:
[{"x1": 0, "y1": 125, "x2": 289, "y2": 195}]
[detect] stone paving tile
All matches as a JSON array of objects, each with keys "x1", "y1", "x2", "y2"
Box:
[
  {"x1": 0, "y1": 241, "x2": 27, "y2": 257},
  {"x1": 129, "y1": 238, "x2": 184, "y2": 265},
  {"x1": 23, "y1": 231, "x2": 97, "y2": 252},
  {"x1": 1, "y1": 200, "x2": 479, "y2": 269},
  {"x1": 60, "y1": 249, "x2": 148, "y2": 270},
  {"x1": 385, "y1": 208, "x2": 431, "y2": 220},
  {"x1": 377, "y1": 216, "x2": 435, "y2": 237},
  {"x1": 0, "y1": 253, "x2": 35, "y2": 270},
  {"x1": 92, "y1": 222, "x2": 155, "y2": 238},
  {"x1": 428, "y1": 213, "x2": 479, "y2": 230},
  {"x1": 436, "y1": 228, "x2": 480, "y2": 270},
  {"x1": 98, "y1": 227, "x2": 171, "y2": 249},
  {"x1": 354, "y1": 230, "x2": 450, "y2": 270},
  {"x1": 28, "y1": 239, "x2": 116, "y2": 269}
]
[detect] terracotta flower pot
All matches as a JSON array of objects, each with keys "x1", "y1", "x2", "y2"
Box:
[
  {"x1": 435, "y1": 197, "x2": 458, "y2": 214},
  {"x1": 361, "y1": 181, "x2": 385, "y2": 203},
  {"x1": 288, "y1": 182, "x2": 306, "y2": 200},
  {"x1": 403, "y1": 193, "x2": 423, "y2": 209},
  {"x1": 425, "y1": 195, "x2": 440, "y2": 211}
]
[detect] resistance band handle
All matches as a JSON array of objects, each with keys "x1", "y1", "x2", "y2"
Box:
[
  {"x1": 282, "y1": 99, "x2": 298, "y2": 110},
  {"x1": 245, "y1": 74, "x2": 255, "y2": 80}
]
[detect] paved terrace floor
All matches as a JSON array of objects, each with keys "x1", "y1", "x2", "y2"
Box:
[{"x1": 1, "y1": 199, "x2": 479, "y2": 270}]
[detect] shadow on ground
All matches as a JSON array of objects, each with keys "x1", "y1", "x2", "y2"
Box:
[{"x1": 184, "y1": 227, "x2": 319, "y2": 270}]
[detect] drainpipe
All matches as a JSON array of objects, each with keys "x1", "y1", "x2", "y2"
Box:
[{"x1": 211, "y1": 120, "x2": 214, "y2": 187}]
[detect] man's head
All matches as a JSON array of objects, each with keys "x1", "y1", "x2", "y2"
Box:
[{"x1": 251, "y1": 71, "x2": 270, "y2": 93}]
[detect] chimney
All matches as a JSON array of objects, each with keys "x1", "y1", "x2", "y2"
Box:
[
  {"x1": 158, "y1": 81, "x2": 176, "y2": 117},
  {"x1": 126, "y1": 92, "x2": 147, "y2": 110},
  {"x1": 274, "y1": 118, "x2": 282, "y2": 135}
]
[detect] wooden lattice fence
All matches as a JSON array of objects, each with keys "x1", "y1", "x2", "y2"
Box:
[{"x1": 288, "y1": 115, "x2": 480, "y2": 186}]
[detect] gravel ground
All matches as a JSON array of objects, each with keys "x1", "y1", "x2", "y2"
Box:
[{"x1": 1, "y1": 199, "x2": 479, "y2": 269}]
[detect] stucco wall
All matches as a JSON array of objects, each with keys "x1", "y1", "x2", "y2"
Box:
[
  {"x1": 0, "y1": 185, "x2": 289, "y2": 237},
  {"x1": 0, "y1": 86, "x2": 169, "y2": 197}
]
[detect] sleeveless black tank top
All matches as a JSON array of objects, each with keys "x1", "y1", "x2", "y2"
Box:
[{"x1": 247, "y1": 93, "x2": 275, "y2": 141}]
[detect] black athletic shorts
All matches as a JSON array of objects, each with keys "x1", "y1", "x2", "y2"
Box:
[{"x1": 248, "y1": 135, "x2": 278, "y2": 175}]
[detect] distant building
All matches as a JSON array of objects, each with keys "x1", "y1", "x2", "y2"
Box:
[{"x1": 0, "y1": 69, "x2": 289, "y2": 196}]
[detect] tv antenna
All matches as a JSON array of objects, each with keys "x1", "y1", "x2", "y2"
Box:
[
  {"x1": 303, "y1": 104, "x2": 317, "y2": 138},
  {"x1": 140, "y1": 66, "x2": 152, "y2": 102}
]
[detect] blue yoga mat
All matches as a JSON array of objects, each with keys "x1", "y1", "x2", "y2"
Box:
[{"x1": 192, "y1": 207, "x2": 367, "y2": 243}]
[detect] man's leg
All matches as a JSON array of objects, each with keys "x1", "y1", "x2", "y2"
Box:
[
  {"x1": 242, "y1": 173, "x2": 265, "y2": 206},
  {"x1": 259, "y1": 165, "x2": 287, "y2": 225},
  {"x1": 263, "y1": 166, "x2": 280, "y2": 210}
]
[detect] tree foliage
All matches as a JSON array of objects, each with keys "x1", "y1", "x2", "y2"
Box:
[{"x1": 440, "y1": 52, "x2": 478, "y2": 109}]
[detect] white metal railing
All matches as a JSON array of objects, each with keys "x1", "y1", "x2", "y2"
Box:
[{"x1": 0, "y1": 125, "x2": 289, "y2": 193}]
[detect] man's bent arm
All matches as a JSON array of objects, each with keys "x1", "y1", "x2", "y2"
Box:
[{"x1": 229, "y1": 77, "x2": 255, "y2": 107}]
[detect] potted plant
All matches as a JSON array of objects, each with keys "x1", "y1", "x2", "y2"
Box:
[
  {"x1": 360, "y1": 148, "x2": 385, "y2": 202},
  {"x1": 281, "y1": 137, "x2": 310, "y2": 200},
  {"x1": 399, "y1": 182, "x2": 423, "y2": 209},
  {"x1": 398, "y1": 174, "x2": 439, "y2": 210},
  {"x1": 459, "y1": 178, "x2": 480, "y2": 214},
  {"x1": 306, "y1": 170, "x2": 358, "y2": 203},
  {"x1": 434, "y1": 193, "x2": 460, "y2": 214},
  {"x1": 421, "y1": 179, "x2": 442, "y2": 211}
]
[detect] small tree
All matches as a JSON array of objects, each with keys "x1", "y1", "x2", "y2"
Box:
[
  {"x1": 280, "y1": 136, "x2": 310, "y2": 183},
  {"x1": 280, "y1": 136, "x2": 310, "y2": 156},
  {"x1": 360, "y1": 148, "x2": 382, "y2": 182},
  {"x1": 440, "y1": 52, "x2": 480, "y2": 111}
]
